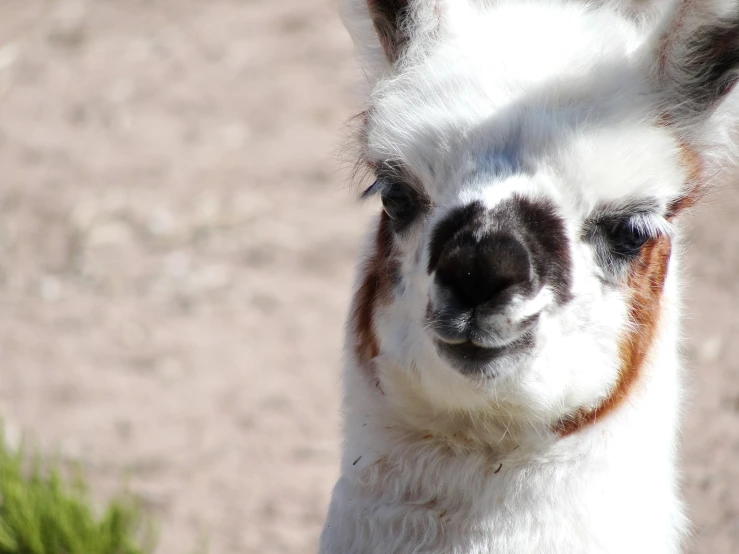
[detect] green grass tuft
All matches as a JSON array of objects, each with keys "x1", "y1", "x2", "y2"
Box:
[{"x1": 0, "y1": 428, "x2": 155, "y2": 554}]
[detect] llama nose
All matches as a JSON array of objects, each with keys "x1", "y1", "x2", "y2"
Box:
[{"x1": 434, "y1": 232, "x2": 533, "y2": 309}]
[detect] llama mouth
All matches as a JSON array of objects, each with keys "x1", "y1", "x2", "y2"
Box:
[
  {"x1": 435, "y1": 332, "x2": 533, "y2": 375},
  {"x1": 437, "y1": 340, "x2": 506, "y2": 362}
]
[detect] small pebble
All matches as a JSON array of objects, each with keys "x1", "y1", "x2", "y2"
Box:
[
  {"x1": 698, "y1": 336, "x2": 724, "y2": 364},
  {"x1": 48, "y1": 1, "x2": 88, "y2": 47}
]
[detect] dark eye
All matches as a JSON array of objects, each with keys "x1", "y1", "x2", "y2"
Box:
[
  {"x1": 381, "y1": 182, "x2": 421, "y2": 225},
  {"x1": 606, "y1": 219, "x2": 651, "y2": 258}
]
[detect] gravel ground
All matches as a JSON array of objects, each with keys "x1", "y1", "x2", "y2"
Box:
[{"x1": 0, "y1": 2, "x2": 736, "y2": 553}]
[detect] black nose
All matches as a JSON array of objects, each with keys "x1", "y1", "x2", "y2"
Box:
[
  {"x1": 428, "y1": 200, "x2": 545, "y2": 309},
  {"x1": 435, "y1": 230, "x2": 532, "y2": 308}
]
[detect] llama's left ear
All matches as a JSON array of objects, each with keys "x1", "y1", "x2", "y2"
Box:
[
  {"x1": 652, "y1": 0, "x2": 739, "y2": 123},
  {"x1": 341, "y1": 0, "x2": 410, "y2": 79}
]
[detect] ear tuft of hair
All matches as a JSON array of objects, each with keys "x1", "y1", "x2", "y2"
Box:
[{"x1": 368, "y1": 0, "x2": 411, "y2": 63}]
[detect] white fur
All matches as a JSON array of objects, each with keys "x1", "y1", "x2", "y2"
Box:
[{"x1": 321, "y1": 0, "x2": 739, "y2": 552}]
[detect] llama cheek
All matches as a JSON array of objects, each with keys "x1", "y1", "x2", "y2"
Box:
[
  {"x1": 554, "y1": 235, "x2": 672, "y2": 436},
  {"x1": 351, "y1": 211, "x2": 401, "y2": 372},
  {"x1": 614, "y1": 235, "x2": 672, "y2": 407}
]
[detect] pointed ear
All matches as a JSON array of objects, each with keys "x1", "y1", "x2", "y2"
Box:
[
  {"x1": 343, "y1": 0, "x2": 452, "y2": 80},
  {"x1": 653, "y1": 0, "x2": 739, "y2": 123},
  {"x1": 342, "y1": 0, "x2": 412, "y2": 76},
  {"x1": 367, "y1": 0, "x2": 411, "y2": 63}
]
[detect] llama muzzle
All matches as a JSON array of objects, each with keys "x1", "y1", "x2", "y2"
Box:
[{"x1": 426, "y1": 195, "x2": 571, "y2": 375}]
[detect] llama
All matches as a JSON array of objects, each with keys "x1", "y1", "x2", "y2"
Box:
[{"x1": 320, "y1": 0, "x2": 739, "y2": 552}]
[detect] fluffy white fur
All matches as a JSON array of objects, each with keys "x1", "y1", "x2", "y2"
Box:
[{"x1": 320, "y1": 0, "x2": 739, "y2": 552}]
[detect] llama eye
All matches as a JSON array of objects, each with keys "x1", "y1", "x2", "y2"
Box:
[
  {"x1": 606, "y1": 219, "x2": 651, "y2": 258},
  {"x1": 381, "y1": 183, "x2": 421, "y2": 224}
]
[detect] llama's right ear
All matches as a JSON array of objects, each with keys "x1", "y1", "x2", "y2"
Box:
[
  {"x1": 651, "y1": 0, "x2": 739, "y2": 124},
  {"x1": 342, "y1": 0, "x2": 411, "y2": 76}
]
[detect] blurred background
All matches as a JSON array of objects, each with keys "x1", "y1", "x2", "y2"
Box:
[{"x1": 0, "y1": 1, "x2": 736, "y2": 553}]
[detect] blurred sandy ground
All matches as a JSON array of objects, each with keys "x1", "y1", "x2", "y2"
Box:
[{"x1": 0, "y1": 1, "x2": 735, "y2": 553}]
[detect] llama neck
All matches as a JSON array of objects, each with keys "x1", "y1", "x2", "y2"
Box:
[{"x1": 321, "y1": 340, "x2": 685, "y2": 554}]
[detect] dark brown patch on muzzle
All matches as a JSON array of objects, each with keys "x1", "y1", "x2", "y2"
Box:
[{"x1": 428, "y1": 197, "x2": 572, "y2": 309}]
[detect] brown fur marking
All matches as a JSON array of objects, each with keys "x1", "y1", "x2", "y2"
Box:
[
  {"x1": 555, "y1": 235, "x2": 673, "y2": 436},
  {"x1": 352, "y1": 211, "x2": 399, "y2": 372},
  {"x1": 667, "y1": 142, "x2": 704, "y2": 218}
]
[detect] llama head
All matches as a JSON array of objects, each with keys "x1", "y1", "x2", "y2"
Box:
[{"x1": 345, "y1": 0, "x2": 739, "y2": 432}]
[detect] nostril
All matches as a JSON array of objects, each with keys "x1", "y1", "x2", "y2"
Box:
[{"x1": 435, "y1": 233, "x2": 532, "y2": 309}]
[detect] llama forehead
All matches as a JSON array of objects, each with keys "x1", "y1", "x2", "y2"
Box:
[
  {"x1": 362, "y1": 3, "x2": 688, "y2": 216},
  {"x1": 555, "y1": 124, "x2": 687, "y2": 211},
  {"x1": 367, "y1": 108, "x2": 686, "y2": 217},
  {"x1": 439, "y1": 1, "x2": 644, "y2": 81},
  {"x1": 364, "y1": 0, "x2": 646, "y2": 134}
]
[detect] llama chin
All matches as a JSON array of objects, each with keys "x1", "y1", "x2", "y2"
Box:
[{"x1": 320, "y1": 1, "x2": 739, "y2": 552}]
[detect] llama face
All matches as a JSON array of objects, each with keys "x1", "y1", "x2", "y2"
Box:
[{"x1": 347, "y1": 0, "x2": 739, "y2": 424}]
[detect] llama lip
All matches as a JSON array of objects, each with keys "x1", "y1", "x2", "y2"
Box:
[
  {"x1": 435, "y1": 332, "x2": 533, "y2": 375},
  {"x1": 428, "y1": 303, "x2": 540, "y2": 345},
  {"x1": 437, "y1": 340, "x2": 505, "y2": 363}
]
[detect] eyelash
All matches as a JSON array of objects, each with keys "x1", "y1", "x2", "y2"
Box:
[
  {"x1": 605, "y1": 218, "x2": 653, "y2": 259},
  {"x1": 588, "y1": 211, "x2": 671, "y2": 270},
  {"x1": 362, "y1": 176, "x2": 428, "y2": 232}
]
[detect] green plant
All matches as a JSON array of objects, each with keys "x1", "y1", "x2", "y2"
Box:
[{"x1": 0, "y1": 429, "x2": 154, "y2": 554}]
